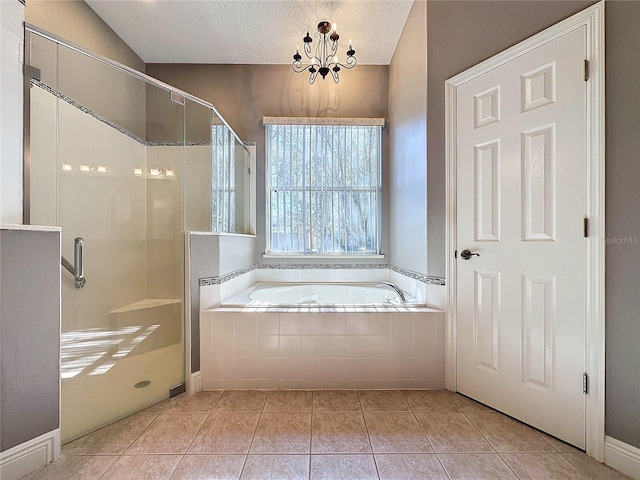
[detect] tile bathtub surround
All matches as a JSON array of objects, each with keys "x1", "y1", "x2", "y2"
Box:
[
  {"x1": 27, "y1": 390, "x2": 631, "y2": 480},
  {"x1": 200, "y1": 308, "x2": 446, "y2": 390}
]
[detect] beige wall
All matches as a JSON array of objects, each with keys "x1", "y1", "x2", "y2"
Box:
[
  {"x1": 604, "y1": 0, "x2": 640, "y2": 451},
  {"x1": 388, "y1": 0, "x2": 427, "y2": 276},
  {"x1": 146, "y1": 63, "x2": 390, "y2": 263},
  {"x1": 426, "y1": 0, "x2": 595, "y2": 278},
  {"x1": 26, "y1": 0, "x2": 144, "y2": 71}
]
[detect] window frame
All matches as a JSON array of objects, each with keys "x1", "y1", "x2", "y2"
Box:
[{"x1": 263, "y1": 117, "x2": 385, "y2": 257}]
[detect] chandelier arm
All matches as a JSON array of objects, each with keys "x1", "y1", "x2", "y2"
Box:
[
  {"x1": 309, "y1": 70, "x2": 318, "y2": 84},
  {"x1": 341, "y1": 56, "x2": 357, "y2": 69},
  {"x1": 330, "y1": 68, "x2": 339, "y2": 83},
  {"x1": 303, "y1": 41, "x2": 313, "y2": 59},
  {"x1": 292, "y1": 61, "x2": 308, "y2": 73}
]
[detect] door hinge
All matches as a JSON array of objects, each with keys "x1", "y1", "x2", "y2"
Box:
[
  {"x1": 583, "y1": 217, "x2": 589, "y2": 238},
  {"x1": 583, "y1": 60, "x2": 589, "y2": 81},
  {"x1": 583, "y1": 373, "x2": 589, "y2": 394}
]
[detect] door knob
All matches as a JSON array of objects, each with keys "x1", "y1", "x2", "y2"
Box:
[{"x1": 460, "y1": 249, "x2": 480, "y2": 260}]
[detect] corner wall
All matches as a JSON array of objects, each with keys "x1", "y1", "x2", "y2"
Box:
[
  {"x1": 604, "y1": 0, "x2": 640, "y2": 451},
  {"x1": 1, "y1": 227, "x2": 61, "y2": 453},
  {"x1": 388, "y1": 0, "x2": 427, "y2": 277},
  {"x1": 25, "y1": 0, "x2": 144, "y2": 71}
]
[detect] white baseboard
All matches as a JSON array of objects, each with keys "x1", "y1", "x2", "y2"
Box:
[
  {"x1": 0, "y1": 429, "x2": 61, "y2": 480},
  {"x1": 189, "y1": 371, "x2": 203, "y2": 394},
  {"x1": 605, "y1": 436, "x2": 640, "y2": 480}
]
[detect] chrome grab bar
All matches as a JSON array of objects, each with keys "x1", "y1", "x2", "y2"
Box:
[
  {"x1": 376, "y1": 282, "x2": 407, "y2": 303},
  {"x1": 61, "y1": 237, "x2": 86, "y2": 288}
]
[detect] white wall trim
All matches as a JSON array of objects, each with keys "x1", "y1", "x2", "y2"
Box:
[
  {"x1": 0, "y1": 429, "x2": 60, "y2": 480},
  {"x1": 445, "y1": 1, "x2": 605, "y2": 461},
  {"x1": 605, "y1": 436, "x2": 640, "y2": 480},
  {"x1": 189, "y1": 371, "x2": 203, "y2": 395}
]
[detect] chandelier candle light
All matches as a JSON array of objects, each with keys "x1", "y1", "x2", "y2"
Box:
[{"x1": 292, "y1": 21, "x2": 357, "y2": 84}]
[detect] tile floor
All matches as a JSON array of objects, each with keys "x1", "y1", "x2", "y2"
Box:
[{"x1": 23, "y1": 390, "x2": 629, "y2": 480}]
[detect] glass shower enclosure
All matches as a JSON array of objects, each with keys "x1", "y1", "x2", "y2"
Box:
[{"x1": 24, "y1": 25, "x2": 250, "y2": 443}]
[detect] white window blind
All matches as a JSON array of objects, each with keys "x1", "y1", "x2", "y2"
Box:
[
  {"x1": 212, "y1": 124, "x2": 235, "y2": 232},
  {"x1": 266, "y1": 121, "x2": 382, "y2": 255}
]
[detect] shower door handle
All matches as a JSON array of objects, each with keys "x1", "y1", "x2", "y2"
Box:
[{"x1": 61, "y1": 237, "x2": 86, "y2": 288}]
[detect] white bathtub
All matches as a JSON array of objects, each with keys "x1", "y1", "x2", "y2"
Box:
[{"x1": 222, "y1": 282, "x2": 419, "y2": 307}]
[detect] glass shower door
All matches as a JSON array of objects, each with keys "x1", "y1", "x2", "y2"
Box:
[{"x1": 27, "y1": 31, "x2": 185, "y2": 443}]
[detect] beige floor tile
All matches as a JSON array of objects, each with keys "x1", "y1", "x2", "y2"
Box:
[
  {"x1": 563, "y1": 452, "x2": 631, "y2": 479},
  {"x1": 263, "y1": 390, "x2": 313, "y2": 412},
  {"x1": 364, "y1": 411, "x2": 433, "y2": 453},
  {"x1": 164, "y1": 391, "x2": 223, "y2": 413},
  {"x1": 126, "y1": 413, "x2": 207, "y2": 454},
  {"x1": 215, "y1": 390, "x2": 267, "y2": 412},
  {"x1": 311, "y1": 412, "x2": 371, "y2": 453},
  {"x1": 250, "y1": 413, "x2": 312, "y2": 454},
  {"x1": 466, "y1": 412, "x2": 554, "y2": 452},
  {"x1": 170, "y1": 455, "x2": 246, "y2": 480},
  {"x1": 438, "y1": 453, "x2": 518, "y2": 479},
  {"x1": 101, "y1": 454, "x2": 182, "y2": 480},
  {"x1": 29, "y1": 455, "x2": 118, "y2": 480},
  {"x1": 240, "y1": 455, "x2": 309, "y2": 480},
  {"x1": 501, "y1": 453, "x2": 587, "y2": 479},
  {"x1": 536, "y1": 430, "x2": 584, "y2": 453},
  {"x1": 310, "y1": 454, "x2": 379, "y2": 480},
  {"x1": 140, "y1": 399, "x2": 170, "y2": 415},
  {"x1": 452, "y1": 393, "x2": 494, "y2": 412},
  {"x1": 188, "y1": 413, "x2": 260, "y2": 454},
  {"x1": 415, "y1": 412, "x2": 493, "y2": 453},
  {"x1": 312, "y1": 390, "x2": 361, "y2": 411},
  {"x1": 359, "y1": 390, "x2": 410, "y2": 411},
  {"x1": 63, "y1": 412, "x2": 156, "y2": 455},
  {"x1": 375, "y1": 454, "x2": 449, "y2": 480},
  {"x1": 403, "y1": 390, "x2": 460, "y2": 412}
]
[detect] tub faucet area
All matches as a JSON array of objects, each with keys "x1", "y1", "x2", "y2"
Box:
[{"x1": 376, "y1": 282, "x2": 407, "y2": 302}]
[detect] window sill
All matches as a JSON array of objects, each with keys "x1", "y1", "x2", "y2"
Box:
[{"x1": 262, "y1": 254, "x2": 385, "y2": 259}]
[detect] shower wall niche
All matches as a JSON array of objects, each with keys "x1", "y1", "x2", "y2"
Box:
[{"x1": 26, "y1": 27, "x2": 251, "y2": 443}]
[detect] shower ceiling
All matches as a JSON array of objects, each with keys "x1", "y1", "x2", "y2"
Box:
[{"x1": 84, "y1": 0, "x2": 414, "y2": 65}]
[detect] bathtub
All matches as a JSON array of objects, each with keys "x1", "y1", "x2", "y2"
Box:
[
  {"x1": 222, "y1": 282, "x2": 419, "y2": 307},
  {"x1": 200, "y1": 281, "x2": 445, "y2": 390}
]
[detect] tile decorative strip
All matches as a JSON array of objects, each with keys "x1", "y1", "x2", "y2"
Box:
[
  {"x1": 257, "y1": 263, "x2": 388, "y2": 270},
  {"x1": 32, "y1": 81, "x2": 230, "y2": 149},
  {"x1": 147, "y1": 141, "x2": 212, "y2": 147},
  {"x1": 243, "y1": 141, "x2": 257, "y2": 146},
  {"x1": 390, "y1": 265, "x2": 446, "y2": 285},
  {"x1": 32, "y1": 80, "x2": 146, "y2": 144},
  {"x1": 200, "y1": 263, "x2": 390, "y2": 286},
  {"x1": 200, "y1": 265, "x2": 256, "y2": 286}
]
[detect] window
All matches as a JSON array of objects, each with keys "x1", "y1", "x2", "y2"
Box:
[
  {"x1": 212, "y1": 124, "x2": 235, "y2": 232},
  {"x1": 265, "y1": 118, "x2": 383, "y2": 255}
]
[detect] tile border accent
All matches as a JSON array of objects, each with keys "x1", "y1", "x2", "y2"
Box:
[
  {"x1": 200, "y1": 263, "x2": 445, "y2": 286},
  {"x1": 31, "y1": 81, "x2": 231, "y2": 148},
  {"x1": 200, "y1": 265, "x2": 256, "y2": 286},
  {"x1": 32, "y1": 79, "x2": 146, "y2": 144},
  {"x1": 391, "y1": 265, "x2": 446, "y2": 285},
  {"x1": 258, "y1": 263, "x2": 387, "y2": 270}
]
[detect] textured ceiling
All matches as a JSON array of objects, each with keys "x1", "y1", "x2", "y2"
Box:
[{"x1": 85, "y1": 0, "x2": 414, "y2": 65}]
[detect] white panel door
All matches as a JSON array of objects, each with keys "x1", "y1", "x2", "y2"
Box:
[{"x1": 456, "y1": 27, "x2": 587, "y2": 448}]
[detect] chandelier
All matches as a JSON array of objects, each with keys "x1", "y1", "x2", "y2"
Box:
[{"x1": 292, "y1": 21, "x2": 357, "y2": 84}]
